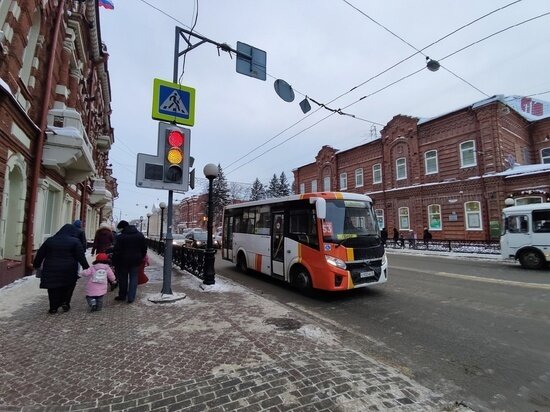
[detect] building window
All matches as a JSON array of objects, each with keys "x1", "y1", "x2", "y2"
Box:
[
  {"x1": 299, "y1": 183, "x2": 305, "y2": 194},
  {"x1": 375, "y1": 209, "x2": 384, "y2": 230},
  {"x1": 340, "y1": 173, "x2": 347, "y2": 190},
  {"x1": 465, "y1": 201, "x2": 482, "y2": 230},
  {"x1": 373, "y1": 164, "x2": 382, "y2": 184},
  {"x1": 311, "y1": 180, "x2": 317, "y2": 192},
  {"x1": 424, "y1": 150, "x2": 438, "y2": 174},
  {"x1": 323, "y1": 176, "x2": 330, "y2": 191},
  {"x1": 515, "y1": 197, "x2": 543, "y2": 205},
  {"x1": 460, "y1": 140, "x2": 476, "y2": 168},
  {"x1": 398, "y1": 207, "x2": 410, "y2": 230},
  {"x1": 396, "y1": 157, "x2": 407, "y2": 180},
  {"x1": 428, "y1": 204, "x2": 442, "y2": 230},
  {"x1": 541, "y1": 147, "x2": 550, "y2": 164},
  {"x1": 355, "y1": 168, "x2": 364, "y2": 188}
]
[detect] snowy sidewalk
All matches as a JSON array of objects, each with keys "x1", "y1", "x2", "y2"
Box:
[{"x1": 0, "y1": 253, "x2": 468, "y2": 411}]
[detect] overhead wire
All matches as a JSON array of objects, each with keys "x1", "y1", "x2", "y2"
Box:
[
  {"x1": 225, "y1": 1, "x2": 526, "y2": 173},
  {"x1": 225, "y1": 11, "x2": 550, "y2": 175}
]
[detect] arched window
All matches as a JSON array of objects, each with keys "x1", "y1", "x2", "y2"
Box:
[
  {"x1": 372, "y1": 163, "x2": 382, "y2": 184},
  {"x1": 427, "y1": 204, "x2": 442, "y2": 230},
  {"x1": 464, "y1": 201, "x2": 482, "y2": 230},
  {"x1": 396, "y1": 157, "x2": 407, "y2": 180},
  {"x1": 19, "y1": 9, "x2": 41, "y2": 87},
  {"x1": 398, "y1": 207, "x2": 410, "y2": 230}
]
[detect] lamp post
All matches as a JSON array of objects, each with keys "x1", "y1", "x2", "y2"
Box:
[
  {"x1": 140, "y1": 216, "x2": 144, "y2": 233},
  {"x1": 159, "y1": 202, "x2": 166, "y2": 241},
  {"x1": 146, "y1": 212, "x2": 152, "y2": 237},
  {"x1": 203, "y1": 163, "x2": 218, "y2": 285}
]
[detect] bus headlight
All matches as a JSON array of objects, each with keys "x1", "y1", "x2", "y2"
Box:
[{"x1": 325, "y1": 255, "x2": 346, "y2": 270}]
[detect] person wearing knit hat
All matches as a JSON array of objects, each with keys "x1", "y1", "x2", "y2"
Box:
[{"x1": 79, "y1": 253, "x2": 116, "y2": 312}]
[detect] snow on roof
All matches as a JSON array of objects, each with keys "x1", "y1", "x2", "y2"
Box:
[
  {"x1": 418, "y1": 95, "x2": 550, "y2": 125},
  {"x1": 491, "y1": 163, "x2": 550, "y2": 178}
]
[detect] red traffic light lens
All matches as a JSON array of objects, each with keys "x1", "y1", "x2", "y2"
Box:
[{"x1": 167, "y1": 130, "x2": 184, "y2": 147}]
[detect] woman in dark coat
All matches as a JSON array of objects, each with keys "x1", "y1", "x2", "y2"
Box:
[{"x1": 33, "y1": 224, "x2": 90, "y2": 314}]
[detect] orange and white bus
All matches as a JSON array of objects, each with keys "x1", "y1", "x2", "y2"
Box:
[{"x1": 221, "y1": 192, "x2": 388, "y2": 292}]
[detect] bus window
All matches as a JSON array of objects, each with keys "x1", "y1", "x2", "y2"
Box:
[
  {"x1": 289, "y1": 208, "x2": 319, "y2": 248},
  {"x1": 533, "y1": 210, "x2": 550, "y2": 233},
  {"x1": 506, "y1": 215, "x2": 529, "y2": 233},
  {"x1": 256, "y1": 206, "x2": 271, "y2": 235}
]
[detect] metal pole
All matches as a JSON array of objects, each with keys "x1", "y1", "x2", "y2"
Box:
[
  {"x1": 203, "y1": 177, "x2": 216, "y2": 285},
  {"x1": 162, "y1": 190, "x2": 174, "y2": 294},
  {"x1": 160, "y1": 208, "x2": 165, "y2": 241}
]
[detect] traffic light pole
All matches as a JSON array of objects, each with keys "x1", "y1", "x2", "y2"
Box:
[{"x1": 161, "y1": 189, "x2": 174, "y2": 295}]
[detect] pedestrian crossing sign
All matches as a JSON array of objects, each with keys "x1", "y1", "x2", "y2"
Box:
[{"x1": 152, "y1": 78, "x2": 196, "y2": 126}]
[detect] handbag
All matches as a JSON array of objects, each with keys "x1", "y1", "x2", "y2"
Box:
[{"x1": 138, "y1": 271, "x2": 148, "y2": 285}]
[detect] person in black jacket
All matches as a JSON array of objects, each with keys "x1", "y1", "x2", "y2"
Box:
[
  {"x1": 112, "y1": 220, "x2": 147, "y2": 303},
  {"x1": 73, "y1": 219, "x2": 87, "y2": 250},
  {"x1": 33, "y1": 224, "x2": 90, "y2": 314},
  {"x1": 380, "y1": 227, "x2": 388, "y2": 247}
]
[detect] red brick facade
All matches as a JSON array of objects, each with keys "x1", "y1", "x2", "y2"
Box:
[
  {"x1": 293, "y1": 97, "x2": 550, "y2": 241},
  {"x1": 0, "y1": 0, "x2": 116, "y2": 286}
]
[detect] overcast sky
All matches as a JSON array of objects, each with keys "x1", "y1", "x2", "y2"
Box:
[{"x1": 98, "y1": 0, "x2": 550, "y2": 221}]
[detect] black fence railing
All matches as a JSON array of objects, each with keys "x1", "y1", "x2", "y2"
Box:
[
  {"x1": 386, "y1": 239, "x2": 500, "y2": 254},
  {"x1": 146, "y1": 238, "x2": 207, "y2": 280}
]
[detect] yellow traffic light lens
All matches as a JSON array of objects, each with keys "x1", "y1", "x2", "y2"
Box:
[
  {"x1": 168, "y1": 130, "x2": 184, "y2": 147},
  {"x1": 167, "y1": 147, "x2": 183, "y2": 164}
]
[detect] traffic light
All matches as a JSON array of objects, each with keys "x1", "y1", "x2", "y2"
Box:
[
  {"x1": 135, "y1": 122, "x2": 191, "y2": 191},
  {"x1": 162, "y1": 123, "x2": 190, "y2": 189}
]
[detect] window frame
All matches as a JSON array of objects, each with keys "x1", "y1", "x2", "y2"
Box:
[
  {"x1": 311, "y1": 179, "x2": 317, "y2": 192},
  {"x1": 464, "y1": 201, "x2": 482, "y2": 230},
  {"x1": 372, "y1": 163, "x2": 382, "y2": 184},
  {"x1": 460, "y1": 140, "x2": 477, "y2": 168},
  {"x1": 339, "y1": 173, "x2": 347, "y2": 190},
  {"x1": 427, "y1": 204, "x2": 442, "y2": 231},
  {"x1": 299, "y1": 183, "x2": 305, "y2": 194},
  {"x1": 424, "y1": 150, "x2": 438, "y2": 175},
  {"x1": 396, "y1": 157, "x2": 407, "y2": 180},
  {"x1": 375, "y1": 209, "x2": 384, "y2": 230},
  {"x1": 323, "y1": 176, "x2": 330, "y2": 191},
  {"x1": 355, "y1": 168, "x2": 364, "y2": 188},
  {"x1": 398, "y1": 207, "x2": 410, "y2": 230},
  {"x1": 541, "y1": 147, "x2": 550, "y2": 164}
]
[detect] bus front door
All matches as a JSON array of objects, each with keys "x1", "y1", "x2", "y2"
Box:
[{"x1": 271, "y1": 212, "x2": 285, "y2": 278}]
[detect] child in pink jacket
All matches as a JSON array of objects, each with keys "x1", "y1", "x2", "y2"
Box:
[{"x1": 79, "y1": 253, "x2": 116, "y2": 312}]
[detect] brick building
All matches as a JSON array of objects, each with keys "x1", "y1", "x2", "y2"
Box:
[
  {"x1": 293, "y1": 95, "x2": 550, "y2": 241},
  {"x1": 0, "y1": 0, "x2": 116, "y2": 286}
]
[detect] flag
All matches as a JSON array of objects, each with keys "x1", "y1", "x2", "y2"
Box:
[{"x1": 98, "y1": 0, "x2": 114, "y2": 10}]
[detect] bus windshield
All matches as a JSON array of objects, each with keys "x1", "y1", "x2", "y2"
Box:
[{"x1": 322, "y1": 199, "x2": 379, "y2": 242}]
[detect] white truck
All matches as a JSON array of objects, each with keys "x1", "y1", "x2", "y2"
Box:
[{"x1": 500, "y1": 203, "x2": 550, "y2": 269}]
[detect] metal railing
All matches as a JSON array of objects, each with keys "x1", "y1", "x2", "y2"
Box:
[
  {"x1": 386, "y1": 239, "x2": 500, "y2": 254},
  {"x1": 146, "y1": 239, "x2": 207, "y2": 280}
]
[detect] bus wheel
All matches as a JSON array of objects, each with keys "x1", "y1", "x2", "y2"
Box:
[
  {"x1": 291, "y1": 267, "x2": 312, "y2": 293},
  {"x1": 519, "y1": 250, "x2": 545, "y2": 270},
  {"x1": 236, "y1": 252, "x2": 248, "y2": 273}
]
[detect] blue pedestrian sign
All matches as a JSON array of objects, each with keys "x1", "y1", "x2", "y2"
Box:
[{"x1": 152, "y1": 78, "x2": 196, "y2": 126}]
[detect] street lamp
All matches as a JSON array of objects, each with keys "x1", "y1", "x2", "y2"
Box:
[
  {"x1": 140, "y1": 216, "x2": 144, "y2": 233},
  {"x1": 159, "y1": 202, "x2": 166, "y2": 241},
  {"x1": 146, "y1": 212, "x2": 152, "y2": 237},
  {"x1": 203, "y1": 163, "x2": 218, "y2": 285}
]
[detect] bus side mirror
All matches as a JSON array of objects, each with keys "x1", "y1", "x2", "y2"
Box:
[{"x1": 310, "y1": 197, "x2": 326, "y2": 219}]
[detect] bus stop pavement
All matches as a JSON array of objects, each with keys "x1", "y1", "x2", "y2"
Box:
[{"x1": 0, "y1": 253, "x2": 472, "y2": 412}]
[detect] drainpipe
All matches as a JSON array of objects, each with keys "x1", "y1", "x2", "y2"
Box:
[{"x1": 24, "y1": 0, "x2": 66, "y2": 274}]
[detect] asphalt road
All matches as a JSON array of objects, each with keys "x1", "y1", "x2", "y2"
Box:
[{"x1": 214, "y1": 252, "x2": 550, "y2": 412}]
